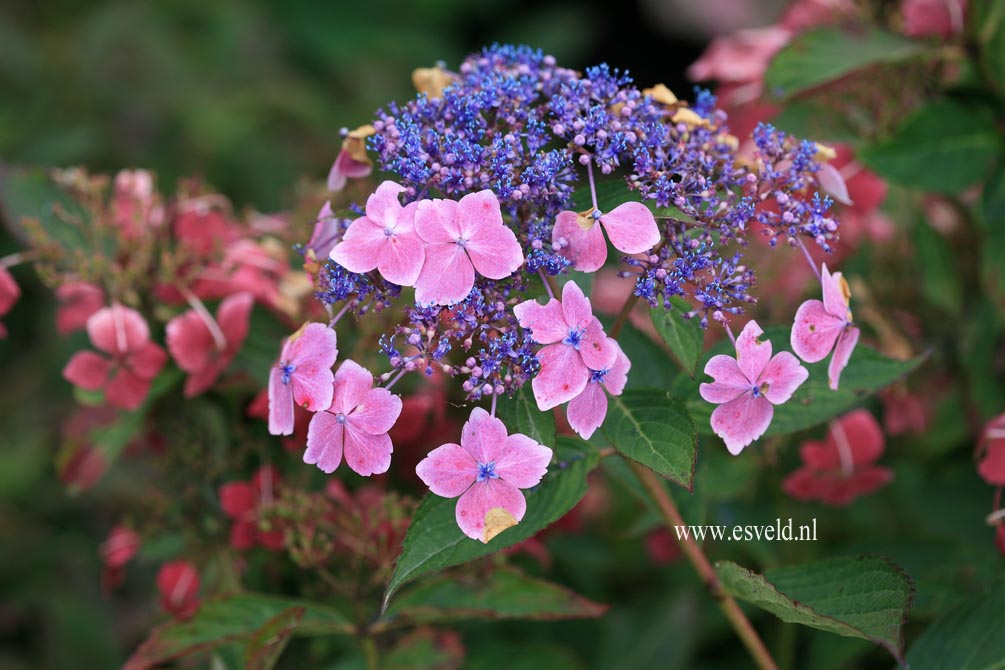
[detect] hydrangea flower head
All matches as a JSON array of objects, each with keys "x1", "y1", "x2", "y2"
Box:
[
  {"x1": 416, "y1": 407, "x2": 553, "y2": 542},
  {"x1": 62, "y1": 304, "x2": 168, "y2": 410},
  {"x1": 699, "y1": 320, "x2": 808, "y2": 454},
  {"x1": 790, "y1": 263, "x2": 860, "y2": 390},
  {"x1": 268, "y1": 322, "x2": 339, "y2": 435},
  {"x1": 330, "y1": 181, "x2": 426, "y2": 286},
  {"x1": 413, "y1": 190, "x2": 524, "y2": 305},
  {"x1": 514, "y1": 280, "x2": 618, "y2": 410},
  {"x1": 782, "y1": 409, "x2": 892, "y2": 505},
  {"x1": 305, "y1": 359, "x2": 402, "y2": 476},
  {"x1": 566, "y1": 341, "x2": 631, "y2": 439},
  {"x1": 552, "y1": 202, "x2": 661, "y2": 272},
  {"x1": 167, "y1": 292, "x2": 254, "y2": 397}
]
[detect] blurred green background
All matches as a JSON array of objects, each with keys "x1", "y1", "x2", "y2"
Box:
[{"x1": 0, "y1": 1, "x2": 808, "y2": 668}]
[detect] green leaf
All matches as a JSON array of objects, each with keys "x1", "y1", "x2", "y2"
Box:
[
  {"x1": 913, "y1": 218, "x2": 963, "y2": 314},
  {"x1": 770, "y1": 100, "x2": 859, "y2": 144},
  {"x1": 980, "y1": 158, "x2": 1005, "y2": 310},
  {"x1": 765, "y1": 27, "x2": 930, "y2": 98},
  {"x1": 495, "y1": 385, "x2": 555, "y2": 447},
  {"x1": 242, "y1": 608, "x2": 303, "y2": 670},
  {"x1": 384, "y1": 567, "x2": 607, "y2": 623},
  {"x1": 675, "y1": 327, "x2": 924, "y2": 437},
  {"x1": 384, "y1": 437, "x2": 598, "y2": 609},
  {"x1": 716, "y1": 556, "x2": 914, "y2": 663},
  {"x1": 649, "y1": 296, "x2": 704, "y2": 376},
  {"x1": 382, "y1": 629, "x2": 464, "y2": 670},
  {"x1": 123, "y1": 594, "x2": 353, "y2": 670},
  {"x1": 602, "y1": 389, "x2": 697, "y2": 490},
  {"x1": 905, "y1": 581, "x2": 1005, "y2": 670},
  {"x1": 975, "y1": 0, "x2": 1005, "y2": 96},
  {"x1": 858, "y1": 99, "x2": 1001, "y2": 194},
  {"x1": 0, "y1": 165, "x2": 90, "y2": 248}
]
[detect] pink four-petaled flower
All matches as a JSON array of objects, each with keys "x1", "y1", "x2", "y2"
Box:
[
  {"x1": 413, "y1": 190, "x2": 524, "y2": 305},
  {"x1": 552, "y1": 202, "x2": 660, "y2": 272},
  {"x1": 782, "y1": 409, "x2": 893, "y2": 506},
  {"x1": 791, "y1": 263, "x2": 860, "y2": 390},
  {"x1": 514, "y1": 280, "x2": 618, "y2": 411},
  {"x1": 416, "y1": 407, "x2": 553, "y2": 542},
  {"x1": 305, "y1": 360, "x2": 402, "y2": 476},
  {"x1": 63, "y1": 304, "x2": 168, "y2": 410},
  {"x1": 330, "y1": 181, "x2": 426, "y2": 286},
  {"x1": 700, "y1": 320, "x2": 808, "y2": 454},
  {"x1": 166, "y1": 292, "x2": 254, "y2": 397},
  {"x1": 566, "y1": 341, "x2": 631, "y2": 439},
  {"x1": 268, "y1": 323, "x2": 339, "y2": 436}
]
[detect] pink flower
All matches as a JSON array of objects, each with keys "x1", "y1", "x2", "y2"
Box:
[
  {"x1": 101, "y1": 525, "x2": 140, "y2": 569},
  {"x1": 305, "y1": 360, "x2": 402, "y2": 476},
  {"x1": 327, "y1": 125, "x2": 375, "y2": 191},
  {"x1": 790, "y1": 264, "x2": 860, "y2": 390},
  {"x1": 306, "y1": 201, "x2": 341, "y2": 263},
  {"x1": 977, "y1": 415, "x2": 1005, "y2": 486},
  {"x1": 416, "y1": 407, "x2": 553, "y2": 542},
  {"x1": 413, "y1": 191, "x2": 524, "y2": 305},
  {"x1": 782, "y1": 410, "x2": 893, "y2": 506},
  {"x1": 514, "y1": 280, "x2": 619, "y2": 411},
  {"x1": 156, "y1": 561, "x2": 200, "y2": 619},
  {"x1": 566, "y1": 341, "x2": 631, "y2": 439},
  {"x1": 219, "y1": 465, "x2": 284, "y2": 551},
  {"x1": 63, "y1": 304, "x2": 168, "y2": 410},
  {"x1": 111, "y1": 169, "x2": 157, "y2": 237},
  {"x1": 700, "y1": 320, "x2": 809, "y2": 454},
  {"x1": 55, "y1": 282, "x2": 104, "y2": 335},
  {"x1": 167, "y1": 292, "x2": 254, "y2": 397},
  {"x1": 330, "y1": 181, "x2": 426, "y2": 286},
  {"x1": 687, "y1": 27, "x2": 792, "y2": 87},
  {"x1": 901, "y1": 0, "x2": 966, "y2": 38},
  {"x1": 173, "y1": 208, "x2": 239, "y2": 255},
  {"x1": 268, "y1": 323, "x2": 339, "y2": 436},
  {"x1": 0, "y1": 266, "x2": 20, "y2": 338},
  {"x1": 551, "y1": 202, "x2": 661, "y2": 272}
]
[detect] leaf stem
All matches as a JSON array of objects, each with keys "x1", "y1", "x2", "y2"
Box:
[
  {"x1": 628, "y1": 460, "x2": 779, "y2": 670},
  {"x1": 361, "y1": 636, "x2": 379, "y2": 670},
  {"x1": 610, "y1": 294, "x2": 639, "y2": 339}
]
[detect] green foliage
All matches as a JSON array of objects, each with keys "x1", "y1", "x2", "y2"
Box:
[
  {"x1": 765, "y1": 27, "x2": 930, "y2": 98},
  {"x1": 649, "y1": 296, "x2": 704, "y2": 376},
  {"x1": 602, "y1": 390, "x2": 697, "y2": 490},
  {"x1": 495, "y1": 385, "x2": 556, "y2": 448},
  {"x1": 716, "y1": 556, "x2": 914, "y2": 663},
  {"x1": 384, "y1": 437, "x2": 599, "y2": 608},
  {"x1": 0, "y1": 166, "x2": 90, "y2": 248},
  {"x1": 124, "y1": 593, "x2": 353, "y2": 670},
  {"x1": 858, "y1": 99, "x2": 1001, "y2": 194},
  {"x1": 384, "y1": 567, "x2": 607, "y2": 623},
  {"x1": 675, "y1": 327, "x2": 925, "y2": 437},
  {"x1": 905, "y1": 581, "x2": 1005, "y2": 670}
]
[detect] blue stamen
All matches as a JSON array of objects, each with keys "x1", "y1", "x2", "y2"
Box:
[
  {"x1": 279, "y1": 362, "x2": 296, "y2": 385},
  {"x1": 335, "y1": 413, "x2": 347, "y2": 424},
  {"x1": 476, "y1": 461, "x2": 499, "y2": 482},
  {"x1": 590, "y1": 368, "x2": 609, "y2": 383},
  {"x1": 751, "y1": 384, "x2": 761, "y2": 398},
  {"x1": 563, "y1": 327, "x2": 585, "y2": 349}
]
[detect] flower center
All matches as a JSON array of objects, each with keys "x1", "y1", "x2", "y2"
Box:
[
  {"x1": 563, "y1": 327, "x2": 585, "y2": 350},
  {"x1": 590, "y1": 368, "x2": 609, "y2": 384},
  {"x1": 476, "y1": 461, "x2": 499, "y2": 482},
  {"x1": 335, "y1": 413, "x2": 347, "y2": 424},
  {"x1": 383, "y1": 226, "x2": 395, "y2": 237},
  {"x1": 751, "y1": 382, "x2": 770, "y2": 398},
  {"x1": 456, "y1": 237, "x2": 468, "y2": 248},
  {"x1": 279, "y1": 362, "x2": 296, "y2": 385}
]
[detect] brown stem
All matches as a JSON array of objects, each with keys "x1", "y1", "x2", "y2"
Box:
[
  {"x1": 610, "y1": 294, "x2": 639, "y2": 339},
  {"x1": 629, "y1": 460, "x2": 778, "y2": 670}
]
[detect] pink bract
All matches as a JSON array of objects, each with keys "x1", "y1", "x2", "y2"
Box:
[
  {"x1": 782, "y1": 409, "x2": 893, "y2": 506},
  {"x1": 327, "y1": 146, "x2": 372, "y2": 192},
  {"x1": 219, "y1": 465, "x2": 284, "y2": 551},
  {"x1": 413, "y1": 191, "x2": 524, "y2": 305},
  {"x1": 551, "y1": 202, "x2": 660, "y2": 273},
  {"x1": 330, "y1": 181, "x2": 426, "y2": 286},
  {"x1": 55, "y1": 282, "x2": 104, "y2": 335},
  {"x1": 566, "y1": 340, "x2": 631, "y2": 439},
  {"x1": 156, "y1": 561, "x2": 200, "y2": 619},
  {"x1": 304, "y1": 359, "x2": 403, "y2": 476},
  {"x1": 514, "y1": 280, "x2": 619, "y2": 411},
  {"x1": 0, "y1": 266, "x2": 21, "y2": 338},
  {"x1": 977, "y1": 414, "x2": 1005, "y2": 486},
  {"x1": 790, "y1": 263, "x2": 860, "y2": 390},
  {"x1": 167, "y1": 292, "x2": 254, "y2": 397},
  {"x1": 268, "y1": 323, "x2": 339, "y2": 436},
  {"x1": 62, "y1": 304, "x2": 168, "y2": 410},
  {"x1": 700, "y1": 320, "x2": 808, "y2": 455},
  {"x1": 416, "y1": 407, "x2": 553, "y2": 542}
]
